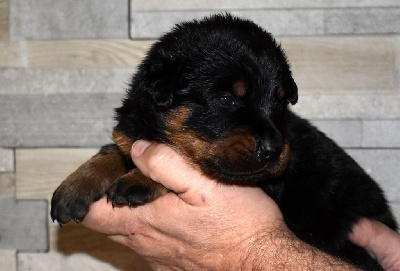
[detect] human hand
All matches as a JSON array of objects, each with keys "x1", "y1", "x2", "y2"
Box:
[
  {"x1": 350, "y1": 218, "x2": 400, "y2": 271},
  {"x1": 82, "y1": 140, "x2": 285, "y2": 270},
  {"x1": 82, "y1": 140, "x2": 357, "y2": 270}
]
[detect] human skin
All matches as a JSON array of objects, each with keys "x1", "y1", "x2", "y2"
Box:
[
  {"x1": 82, "y1": 140, "x2": 360, "y2": 270},
  {"x1": 349, "y1": 218, "x2": 400, "y2": 271}
]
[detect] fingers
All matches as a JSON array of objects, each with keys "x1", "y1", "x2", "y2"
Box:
[
  {"x1": 349, "y1": 218, "x2": 377, "y2": 248},
  {"x1": 349, "y1": 218, "x2": 400, "y2": 270},
  {"x1": 81, "y1": 197, "x2": 133, "y2": 236},
  {"x1": 131, "y1": 140, "x2": 217, "y2": 205}
]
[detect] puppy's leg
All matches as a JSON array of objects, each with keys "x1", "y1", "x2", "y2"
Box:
[
  {"x1": 51, "y1": 144, "x2": 127, "y2": 224},
  {"x1": 107, "y1": 169, "x2": 168, "y2": 207}
]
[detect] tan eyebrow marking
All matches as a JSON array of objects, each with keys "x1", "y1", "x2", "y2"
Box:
[{"x1": 232, "y1": 80, "x2": 247, "y2": 97}]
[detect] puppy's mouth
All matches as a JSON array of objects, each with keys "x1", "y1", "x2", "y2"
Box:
[{"x1": 206, "y1": 140, "x2": 291, "y2": 183}]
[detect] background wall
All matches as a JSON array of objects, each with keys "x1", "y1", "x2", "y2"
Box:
[{"x1": 1, "y1": 0, "x2": 399, "y2": 270}]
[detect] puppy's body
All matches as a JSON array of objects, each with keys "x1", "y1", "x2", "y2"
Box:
[
  {"x1": 51, "y1": 15, "x2": 397, "y2": 270},
  {"x1": 266, "y1": 112, "x2": 397, "y2": 269}
]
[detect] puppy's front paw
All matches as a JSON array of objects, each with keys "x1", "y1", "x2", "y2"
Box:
[
  {"x1": 106, "y1": 169, "x2": 168, "y2": 207},
  {"x1": 107, "y1": 178, "x2": 154, "y2": 206},
  {"x1": 51, "y1": 173, "x2": 105, "y2": 225},
  {"x1": 50, "y1": 145, "x2": 127, "y2": 225}
]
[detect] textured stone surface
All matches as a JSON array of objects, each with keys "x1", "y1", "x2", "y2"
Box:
[
  {"x1": 16, "y1": 149, "x2": 98, "y2": 200},
  {"x1": 232, "y1": 9, "x2": 324, "y2": 36},
  {"x1": 292, "y1": 95, "x2": 400, "y2": 119},
  {"x1": 325, "y1": 8, "x2": 400, "y2": 34},
  {"x1": 281, "y1": 36, "x2": 397, "y2": 94},
  {"x1": 0, "y1": 199, "x2": 48, "y2": 251},
  {"x1": 27, "y1": 40, "x2": 153, "y2": 68},
  {"x1": 130, "y1": 10, "x2": 323, "y2": 38},
  {"x1": 0, "y1": 93, "x2": 120, "y2": 147},
  {"x1": 10, "y1": 0, "x2": 129, "y2": 40},
  {"x1": 0, "y1": 173, "x2": 15, "y2": 198},
  {"x1": 346, "y1": 149, "x2": 400, "y2": 202},
  {"x1": 131, "y1": 0, "x2": 400, "y2": 10},
  {"x1": 130, "y1": 8, "x2": 400, "y2": 38},
  {"x1": 311, "y1": 120, "x2": 362, "y2": 148},
  {"x1": 17, "y1": 252, "x2": 148, "y2": 271},
  {"x1": 0, "y1": 42, "x2": 24, "y2": 67},
  {"x1": 0, "y1": 148, "x2": 14, "y2": 171},
  {"x1": 311, "y1": 120, "x2": 400, "y2": 148},
  {"x1": 0, "y1": 68, "x2": 132, "y2": 94},
  {"x1": 1, "y1": 93, "x2": 400, "y2": 148},
  {"x1": 0, "y1": 0, "x2": 9, "y2": 41},
  {"x1": 362, "y1": 120, "x2": 400, "y2": 147},
  {"x1": 0, "y1": 250, "x2": 16, "y2": 271},
  {"x1": 3, "y1": 36, "x2": 396, "y2": 94},
  {"x1": 392, "y1": 203, "x2": 400, "y2": 226},
  {"x1": 130, "y1": 11, "x2": 210, "y2": 39}
]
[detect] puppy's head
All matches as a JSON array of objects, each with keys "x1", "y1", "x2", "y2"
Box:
[{"x1": 117, "y1": 14, "x2": 298, "y2": 184}]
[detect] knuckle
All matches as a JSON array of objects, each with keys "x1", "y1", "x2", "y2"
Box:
[{"x1": 146, "y1": 145, "x2": 174, "y2": 178}]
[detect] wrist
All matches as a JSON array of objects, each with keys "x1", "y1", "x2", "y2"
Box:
[
  {"x1": 234, "y1": 224, "x2": 361, "y2": 270},
  {"x1": 237, "y1": 226, "x2": 291, "y2": 270}
]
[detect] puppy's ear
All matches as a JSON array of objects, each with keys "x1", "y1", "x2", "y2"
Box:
[{"x1": 283, "y1": 75, "x2": 298, "y2": 105}]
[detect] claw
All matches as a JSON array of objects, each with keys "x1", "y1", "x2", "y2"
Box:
[
  {"x1": 58, "y1": 222, "x2": 63, "y2": 228},
  {"x1": 52, "y1": 218, "x2": 55, "y2": 223},
  {"x1": 112, "y1": 200, "x2": 116, "y2": 208},
  {"x1": 74, "y1": 218, "x2": 79, "y2": 224}
]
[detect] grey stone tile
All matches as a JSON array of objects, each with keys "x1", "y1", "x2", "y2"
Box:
[
  {"x1": 10, "y1": 0, "x2": 129, "y2": 40},
  {"x1": 0, "y1": 68, "x2": 133, "y2": 95},
  {"x1": 0, "y1": 93, "x2": 121, "y2": 147},
  {"x1": 310, "y1": 119, "x2": 400, "y2": 149},
  {"x1": 130, "y1": 8, "x2": 400, "y2": 38},
  {"x1": 363, "y1": 120, "x2": 400, "y2": 147},
  {"x1": 232, "y1": 9, "x2": 323, "y2": 36},
  {"x1": 130, "y1": 11, "x2": 211, "y2": 39},
  {"x1": 0, "y1": 173, "x2": 15, "y2": 198},
  {"x1": 130, "y1": 10, "x2": 324, "y2": 38},
  {"x1": 346, "y1": 149, "x2": 400, "y2": 202},
  {"x1": 131, "y1": 0, "x2": 400, "y2": 11},
  {"x1": 324, "y1": 8, "x2": 400, "y2": 34},
  {"x1": 292, "y1": 94, "x2": 400, "y2": 119},
  {"x1": 0, "y1": 199, "x2": 48, "y2": 252},
  {"x1": 391, "y1": 203, "x2": 400, "y2": 226},
  {"x1": 311, "y1": 120, "x2": 362, "y2": 148},
  {"x1": 0, "y1": 148, "x2": 14, "y2": 171}
]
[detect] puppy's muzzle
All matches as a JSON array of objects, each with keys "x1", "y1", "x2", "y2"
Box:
[{"x1": 254, "y1": 126, "x2": 283, "y2": 163}]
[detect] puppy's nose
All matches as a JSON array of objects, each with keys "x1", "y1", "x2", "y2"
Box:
[{"x1": 255, "y1": 140, "x2": 282, "y2": 163}]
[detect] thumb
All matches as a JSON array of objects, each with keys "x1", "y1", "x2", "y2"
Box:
[
  {"x1": 131, "y1": 140, "x2": 216, "y2": 205},
  {"x1": 81, "y1": 197, "x2": 134, "y2": 236},
  {"x1": 349, "y1": 218, "x2": 400, "y2": 270}
]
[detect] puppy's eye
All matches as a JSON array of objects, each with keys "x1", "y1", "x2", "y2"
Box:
[{"x1": 219, "y1": 95, "x2": 236, "y2": 106}]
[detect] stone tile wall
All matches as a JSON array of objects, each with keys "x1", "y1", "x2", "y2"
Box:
[{"x1": 1, "y1": 1, "x2": 399, "y2": 270}]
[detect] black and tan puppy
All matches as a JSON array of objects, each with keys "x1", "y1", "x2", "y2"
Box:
[{"x1": 51, "y1": 14, "x2": 397, "y2": 270}]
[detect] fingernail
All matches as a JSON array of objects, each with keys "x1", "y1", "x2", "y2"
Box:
[{"x1": 131, "y1": 140, "x2": 152, "y2": 157}]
